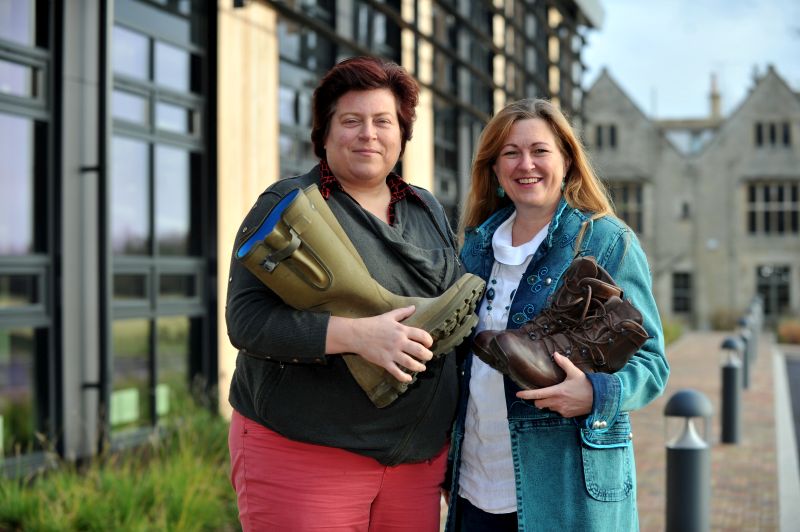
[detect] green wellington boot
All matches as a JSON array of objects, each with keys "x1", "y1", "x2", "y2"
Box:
[{"x1": 235, "y1": 185, "x2": 485, "y2": 407}]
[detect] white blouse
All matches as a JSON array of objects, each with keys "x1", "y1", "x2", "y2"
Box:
[{"x1": 458, "y1": 212, "x2": 547, "y2": 514}]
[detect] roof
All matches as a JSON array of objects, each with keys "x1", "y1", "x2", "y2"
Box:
[{"x1": 575, "y1": 0, "x2": 605, "y2": 28}]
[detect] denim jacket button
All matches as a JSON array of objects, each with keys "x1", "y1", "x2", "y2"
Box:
[{"x1": 545, "y1": 277, "x2": 552, "y2": 285}]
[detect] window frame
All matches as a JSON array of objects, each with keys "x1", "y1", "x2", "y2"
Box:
[
  {"x1": 671, "y1": 272, "x2": 692, "y2": 314},
  {"x1": 0, "y1": 0, "x2": 59, "y2": 472},
  {"x1": 606, "y1": 180, "x2": 644, "y2": 235},
  {"x1": 746, "y1": 180, "x2": 800, "y2": 236},
  {"x1": 104, "y1": 0, "x2": 215, "y2": 447}
]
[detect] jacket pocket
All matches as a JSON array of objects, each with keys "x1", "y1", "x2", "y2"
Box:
[{"x1": 580, "y1": 413, "x2": 634, "y2": 502}]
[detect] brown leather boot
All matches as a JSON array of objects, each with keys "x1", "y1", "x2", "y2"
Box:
[
  {"x1": 473, "y1": 256, "x2": 622, "y2": 372},
  {"x1": 489, "y1": 295, "x2": 649, "y2": 389}
]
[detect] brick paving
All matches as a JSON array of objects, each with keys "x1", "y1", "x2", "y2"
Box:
[{"x1": 634, "y1": 331, "x2": 778, "y2": 531}]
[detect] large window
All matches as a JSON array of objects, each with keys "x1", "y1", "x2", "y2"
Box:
[
  {"x1": 353, "y1": 0, "x2": 401, "y2": 60},
  {"x1": 754, "y1": 121, "x2": 791, "y2": 148},
  {"x1": 607, "y1": 181, "x2": 644, "y2": 234},
  {"x1": 430, "y1": 0, "x2": 494, "y2": 222},
  {"x1": 0, "y1": 0, "x2": 55, "y2": 465},
  {"x1": 756, "y1": 265, "x2": 791, "y2": 320},
  {"x1": 433, "y1": 97, "x2": 459, "y2": 223},
  {"x1": 594, "y1": 123, "x2": 617, "y2": 150},
  {"x1": 672, "y1": 272, "x2": 692, "y2": 314},
  {"x1": 109, "y1": 0, "x2": 211, "y2": 441},
  {"x1": 746, "y1": 181, "x2": 799, "y2": 235},
  {"x1": 277, "y1": 0, "x2": 337, "y2": 178}
]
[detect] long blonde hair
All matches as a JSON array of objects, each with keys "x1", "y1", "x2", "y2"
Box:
[{"x1": 459, "y1": 99, "x2": 614, "y2": 245}]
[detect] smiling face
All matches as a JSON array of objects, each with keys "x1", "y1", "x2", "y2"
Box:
[
  {"x1": 324, "y1": 88, "x2": 402, "y2": 189},
  {"x1": 493, "y1": 117, "x2": 569, "y2": 218}
]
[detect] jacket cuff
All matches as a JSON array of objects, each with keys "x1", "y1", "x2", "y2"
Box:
[{"x1": 583, "y1": 372, "x2": 623, "y2": 431}]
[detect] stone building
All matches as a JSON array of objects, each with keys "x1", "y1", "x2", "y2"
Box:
[{"x1": 584, "y1": 66, "x2": 800, "y2": 329}]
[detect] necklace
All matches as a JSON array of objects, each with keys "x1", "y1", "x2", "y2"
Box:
[{"x1": 484, "y1": 261, "x2": 517, "y2": 330}]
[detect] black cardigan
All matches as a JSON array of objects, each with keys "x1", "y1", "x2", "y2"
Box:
[{"x1": 226, "y1": 166, "x2": 463, "y2": 465}]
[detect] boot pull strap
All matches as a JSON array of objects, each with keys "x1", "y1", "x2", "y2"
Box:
[{"x1": 261, "y1": 228, "x2": 301, "y2": 272}]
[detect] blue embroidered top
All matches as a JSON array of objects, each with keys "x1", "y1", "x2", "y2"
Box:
[{"x1": 445, "y1": 198, "x2": 670, "y2": 531}]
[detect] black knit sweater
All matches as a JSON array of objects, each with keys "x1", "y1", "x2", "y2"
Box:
[{"x1": 226, "y1": 166, "x2": 463, "y2": 465}]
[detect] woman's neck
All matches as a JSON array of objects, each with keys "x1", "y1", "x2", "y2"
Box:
[
  {"x1": 511, "y1": 205, "x2": 554, "y2": 246},
  {"x1": 342, "y1": 181, "x2": 391, "y2": 224}
]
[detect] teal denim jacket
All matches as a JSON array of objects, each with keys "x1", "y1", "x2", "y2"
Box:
[{"x1": 445, "y1": 198, "x2": 669, "y2": 531}]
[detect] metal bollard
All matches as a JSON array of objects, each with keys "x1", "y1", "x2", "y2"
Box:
[
  {"x1": 664, "y1": 389, "x2": 713, "y2": 532},
  {"x1": 738, "y1": 316, "x2": 756, "y2": 366},
  {"x1": 738, "y1": 328, "x2": 751, "y2": 389},
  {"x1": 720, "y1": 336, "x2": 742, "y2": 444},
  {"x1": 747, "y1": 303, "x2": 761, "y2": 362}
]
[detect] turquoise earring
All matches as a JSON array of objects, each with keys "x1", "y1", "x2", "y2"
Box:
[{"x1": 496, "y1": 185, "x2": 505, "y2": 198}]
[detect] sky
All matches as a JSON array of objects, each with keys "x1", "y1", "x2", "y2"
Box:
[{"x1": 582, "y1": 0, "x2": 800, "y2": 119}]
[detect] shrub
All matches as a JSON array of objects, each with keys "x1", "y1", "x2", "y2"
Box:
[
  {"x1": 0, "y1": 397, "x2": 238, "y2": 531},
  {"x1": 709, "y1": 308, "x2": 741, "y2": 331},
  {"x1": 661, "y1": 318, "x2": 683, "y2": 346},
  {"x1": 777, "y1": 318, "x2": 800, "y2": 344}
]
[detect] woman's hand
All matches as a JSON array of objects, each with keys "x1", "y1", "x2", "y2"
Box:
[
  {"x1": 326, "y1": 306, "x2": 434, "y2": 382},
  {"x1": 515, "y1": 353, "x2": 593, "y2": 417}
]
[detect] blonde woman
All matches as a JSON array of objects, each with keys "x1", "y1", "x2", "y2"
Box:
[{"x1": 444, "y1": 99, "x2": 669, "y2": 531}]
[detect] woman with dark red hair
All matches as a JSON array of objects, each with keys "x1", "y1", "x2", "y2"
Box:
[{"x1": 226, "y1": 56, "x2": 481, "y2": 530}]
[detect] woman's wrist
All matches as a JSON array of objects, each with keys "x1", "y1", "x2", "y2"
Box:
[{"x1": 325, "y1": 315, "x2": 355, "y2": 355}]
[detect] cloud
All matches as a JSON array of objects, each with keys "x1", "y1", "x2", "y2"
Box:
[{"x1": 584, "y1": 0, "x2": 800, "y2": 118}]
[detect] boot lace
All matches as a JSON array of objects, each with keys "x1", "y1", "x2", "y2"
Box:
[
  {"x1": 526, "y1": 283, "x2": 601, "y2": 338},
  {"x1": 546, "y1": 306, "x2": 643, "y2": 368}
]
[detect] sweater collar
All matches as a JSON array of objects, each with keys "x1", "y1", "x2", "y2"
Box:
[{"x1": 317, "y1": 159, "x2": 424, "y2": 225}]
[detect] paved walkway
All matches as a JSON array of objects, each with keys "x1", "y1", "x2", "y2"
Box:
[{"x1": 634, "y1": 331, "x2": 780, "y2": 531}]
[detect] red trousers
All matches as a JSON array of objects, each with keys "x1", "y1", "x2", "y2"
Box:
[{"x1": 228, "y1": 410, "x2": 448, "y2": 531}]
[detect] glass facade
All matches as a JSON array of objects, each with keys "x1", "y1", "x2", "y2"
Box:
[
  {"x1": 276, "y1": 0, "x2": 336, "y2": 178},
  {"x1": 429, "y1": 0, "x2": 494, "y2": 223},
  {"x1": 109, "y1": 0, "x2": 211, "y2": 439},
  {"x1": 0, "y1": 0, "x2": 53, "y2": 463},
  {"x1": 273, "y1": 0, "x2": 592, "y2": 221}
]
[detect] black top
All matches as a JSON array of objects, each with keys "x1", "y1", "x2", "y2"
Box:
[{"x1": 226, "y1": 166, "x2": 463, "y2": 466}]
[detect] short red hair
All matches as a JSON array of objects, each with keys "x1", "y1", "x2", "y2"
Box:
[{"x1": 311, "y1": 56, "x2": 419, "y2": 159}]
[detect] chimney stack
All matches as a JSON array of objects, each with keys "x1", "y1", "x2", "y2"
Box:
[{"x1": 709, "y1": 73, "x2": 721, "y2": 120}]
